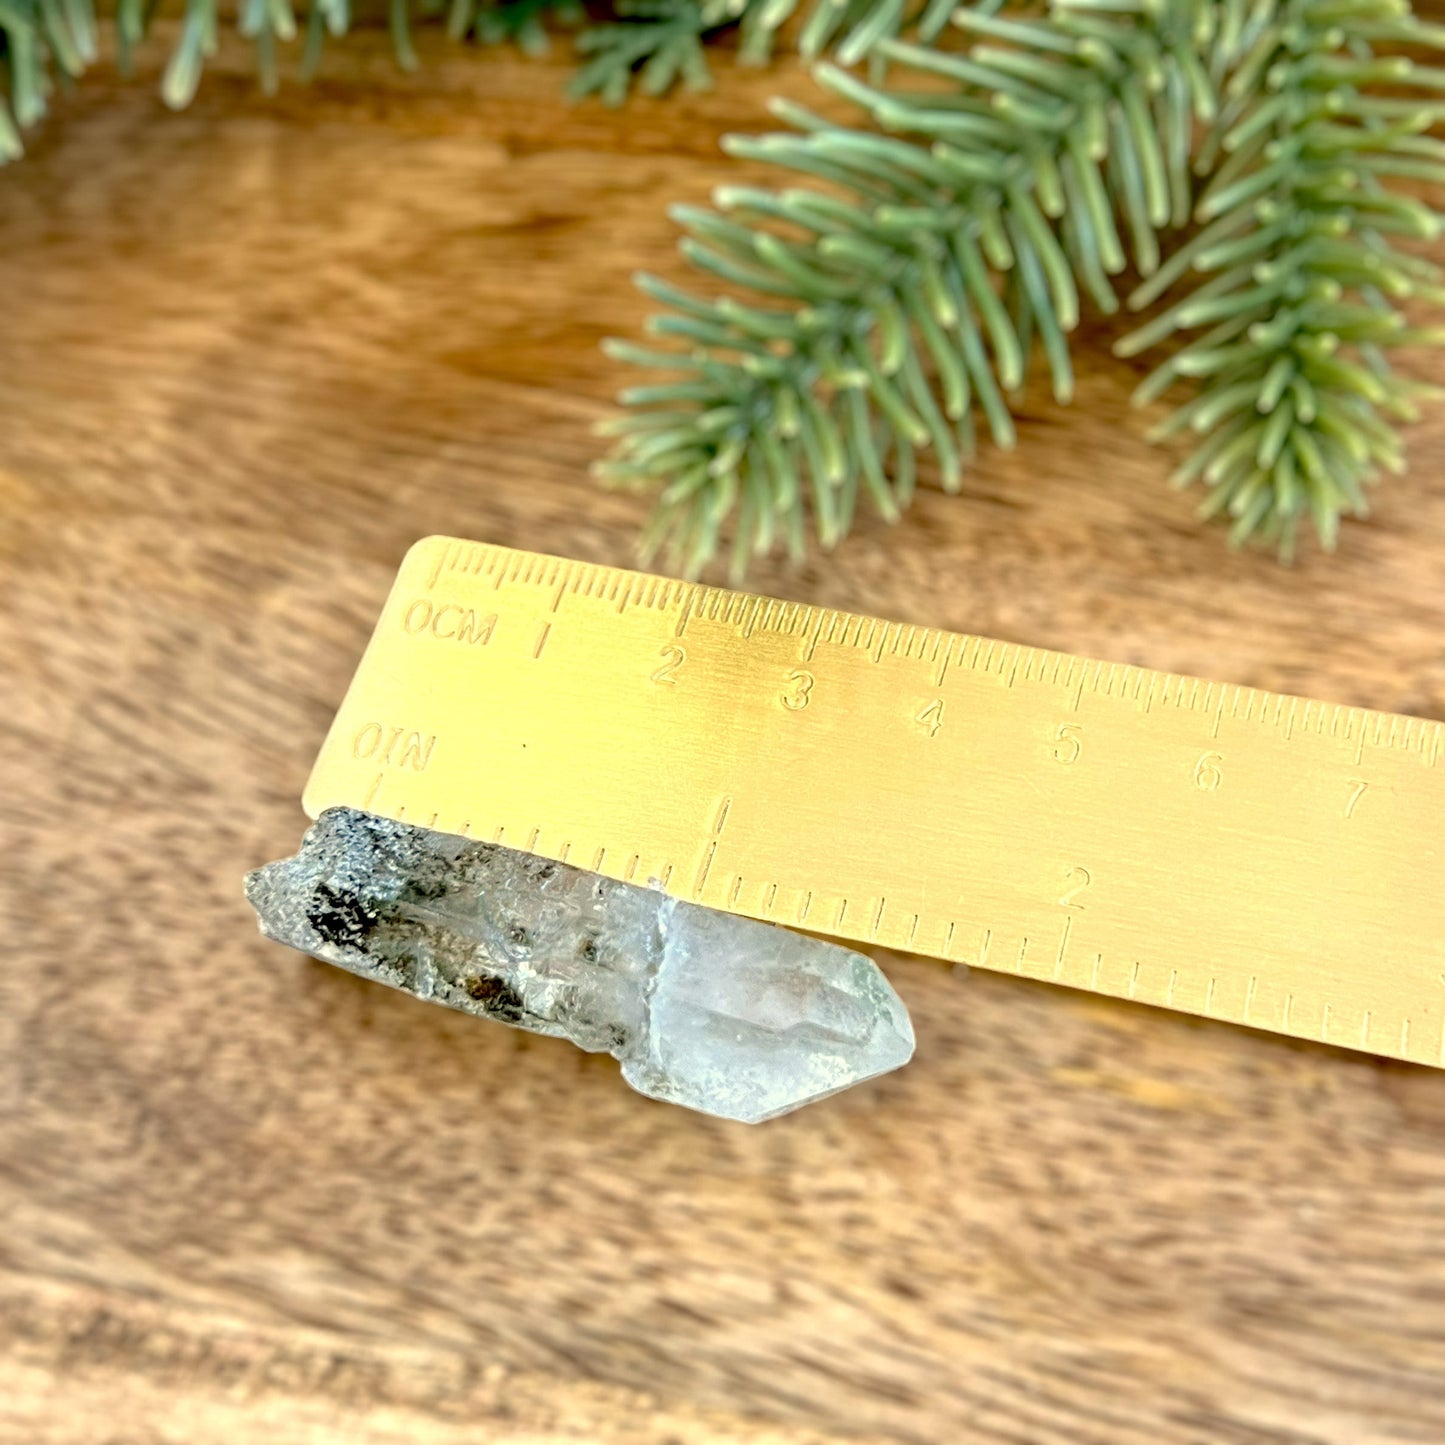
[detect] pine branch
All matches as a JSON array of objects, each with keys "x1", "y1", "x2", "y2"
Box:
[
  {"x1": 451, "y1": 0, "x2": 583, "y2": 58},
  {"x1": 0, "y1": 0, "x2": 970, "y2": 159},
  {"x1": 1118, "y1": 1, "x2": 1445, "y2": 557},
  {"x1": 602, "y1": 0, "x2": 1445, "y2": 574},
  {"x1": 571, "y1": 0, "x2": 734, "y2": 105},
  {"x1": 0, "y1": 0, "x2": 99, "y2": 159},
  {"x1": 568, "y1": 0, "x2": 1012, "y2": 104},
  {"x1": 599, "y1": 1, "x2": 1229, "y2": 576}
]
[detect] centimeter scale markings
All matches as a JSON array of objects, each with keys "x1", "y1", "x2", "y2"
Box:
[{"x1": 305, "y1": 536, "x2": 1445, "y2": 1069}]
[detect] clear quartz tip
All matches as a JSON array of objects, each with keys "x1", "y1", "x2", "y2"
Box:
[{"x1": 245, "y1": 807, "x2": 915, "y2": 1123}]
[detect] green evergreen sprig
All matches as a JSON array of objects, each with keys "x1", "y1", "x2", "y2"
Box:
[
  {"x1": 600, "y1": 0, "x2": 1445, "y2": 574},
  {"x1": 1121, "y1": 6, "x2": 1445, "y2": 556},
  {"x1": 0, "y1": 0, "x2": 965, "y2": 163}
]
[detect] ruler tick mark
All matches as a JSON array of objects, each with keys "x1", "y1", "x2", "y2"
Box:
[
  {"x1": 658, "y1": 863, "x2": 674, "y2": 889},
  {"x1": 728, "y1": 875, "x2": 743, "y2": 909},
  {"x1": 625, "y1": 854, "x2": 640, "y2": 882},
  {"x1": 1205, "y1": 976, "x2": 1216, "y2": 1015},
  {"x1": 675, "y1": 591, "x2": 695, "y2": 638},
  {"x1": 1090, "y1": 954, "x2": 1101, "y2": 989},
  {"x1": 1283, "y1": 992, "x2": 1293, "y2": 1030},
  {"x1": 425, "y1": 546, "x2": 448, "y2": 591},
  {"x1": 1017, "y1": 935, "x2": 1029, "y2": 972},
  {"x1": 491, "y1": 824, "x2": 504, "y2": 843},
  {"x1": 713, "y1": 796, "x2": 732, "y2": 835},
  {"x1": 1245, "y1": 974, "x2": 1257, "y2": 1022},
  {"x1": 1361, "y1": 1010, "x2": 1371, "y2": 1048},
  {"x1": 592, "y1": 847, "x2": 606, "y2": 871},
  {"x1": 1321, "y1": 1003, "x2": 1331, "y2": 1041},
  {"x1": 799, "y1": 891, "x2": 813, "y2": 924},
  {"x1": 763, "y1": 882, "x2": 778, "y2": 917},
  {"x1": 837, "y1": 897, "x2": 849, "y2": 927},
  {"x1": 693, "y1": 842, "x2": 717, "y2": 897},
  {"x1": 533, "y1": 624, "x2": 552, "y2": 659},
  {"x1": 945, "y1": 921, "x2": 957, "y2": 956},
  {"x1": 871, "y1": 896, "x2": 887, "y2": 939},
  {"x1": 1054, "y1": 917, "x2": 1072, "y2": 979},
  {"x1": 1166, "y1": 969, "x2": 1177, "y2": 1006},
  {"x1": 1128, "y1": 961, "x2": 1141, "y2": 998},
  {"x1": 803, "y1": 612, "x2": 824, "y2": 662},
  {"x1": 907, "y1": 913, "x2": 920, "y2": 946},
  {"x1": 978, "y1": 928, "x2": 993, "y2": 968},
  {"x1": 362, "y1": 771, "x2": 384, "y2": 810}
]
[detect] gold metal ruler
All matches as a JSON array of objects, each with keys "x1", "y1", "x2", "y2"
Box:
[{"x1": 305, "y1": 535, "x2": 1445, "y2": 1068}]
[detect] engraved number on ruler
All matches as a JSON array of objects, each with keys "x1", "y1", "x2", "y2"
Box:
[
  {"x1": 915, "y1": 699, "x2": 945, "y2": 737},
  {"x1": 651, "y1": 645, "x2": 686, "y2": 685},
  {"x1": 1194, "y1": 751, "x2": 1224, "y2": 791},
  {"x1": 1345, "y1": 779, "x2": 1369, "y2": 818},
  {"x1": 402, "y1": 597, "x2": 497, "y2": 646},
  {"x1": 1058, "y1": 866, "x2": 1092, "y2": 909},
  {"x1": 782, "y1": 669, "x2": 815, "y2": 711},
  {"x1": 353, "y1": 722, "x2": 436, "y2": 772},
  {"x1": 1052, "y1": 723, "x2": 1083, "y2": 764}
]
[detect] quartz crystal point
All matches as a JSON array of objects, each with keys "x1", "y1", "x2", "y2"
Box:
[{"x1": 245, "y1": 807, "x2": 914, "y2": 1123}]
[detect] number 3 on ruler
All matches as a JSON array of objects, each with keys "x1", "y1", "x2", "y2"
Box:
[{"x1": 781, "y1": 670, "x2": 814, "y2": 710}]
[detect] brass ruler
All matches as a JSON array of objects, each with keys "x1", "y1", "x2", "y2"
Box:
[{"x1": 305, "y1": 535, "x2": 1445, "y2": 1068}]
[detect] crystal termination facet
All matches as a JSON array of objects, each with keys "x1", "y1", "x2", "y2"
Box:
[{"x1": 245, "y1": 808, "x2": 915, "y2": 1123}]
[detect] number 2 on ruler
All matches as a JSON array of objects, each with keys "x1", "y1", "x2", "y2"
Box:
[
  {"x1": 651, "y1": 645, "x2": 685, "y2": 685},
  {"x1": 1059, "y1": 866, "x2": 1092, "y2": 909}
]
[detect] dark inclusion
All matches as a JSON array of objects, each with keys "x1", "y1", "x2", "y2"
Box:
[
  {"x1": 305, "y1": 883, "x2": 379, "y2": 949},
  {"x1": 462, "y1": 973, "x2": 526, "y2": 1023}
]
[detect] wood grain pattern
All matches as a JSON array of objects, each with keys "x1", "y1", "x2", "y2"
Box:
[{"x1": 2, "y1": 30, "x2": 1445, "y2": 1444}]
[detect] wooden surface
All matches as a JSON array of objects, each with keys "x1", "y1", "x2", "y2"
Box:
[{"x1": 3, "y1": 31, "x2": 1445, "y2": 1445}]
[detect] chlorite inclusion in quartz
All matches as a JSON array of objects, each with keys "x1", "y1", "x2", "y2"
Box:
[{"x1": 245, "y1": 807, "x2": 914, "y2": 1123}]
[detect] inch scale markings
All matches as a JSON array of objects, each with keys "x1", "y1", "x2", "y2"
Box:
[{"x1": 305, "y1": 537, "x2": 1445, "y2": 1070}]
